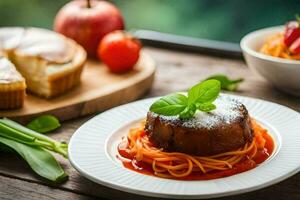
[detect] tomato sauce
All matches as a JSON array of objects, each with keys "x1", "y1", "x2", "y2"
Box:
[{"x1": 117, "y1": 132, "x2": 274, "y2": 180}]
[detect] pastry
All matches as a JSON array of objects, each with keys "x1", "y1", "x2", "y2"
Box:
[
  {"x1": 0, "y1": 27, "x2": 87, "y2": 109},
  {"x1": 0, "y1": 56, "x2": 26, "y2": 109}
]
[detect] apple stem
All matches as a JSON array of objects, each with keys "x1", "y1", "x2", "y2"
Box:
[{"x1": 87, "y1": 0, "x2": 91, "y2": 8}]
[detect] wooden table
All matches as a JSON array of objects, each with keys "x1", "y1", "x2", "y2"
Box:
[{"x1": 0, "y1": 47, "x2": 299, "y2": 200}]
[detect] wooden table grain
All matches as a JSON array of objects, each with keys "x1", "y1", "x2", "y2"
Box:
[{"x1": 0, "y1": 47, "x2": 299, "y2": 200}]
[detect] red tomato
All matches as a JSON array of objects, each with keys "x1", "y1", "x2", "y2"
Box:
[
  {"x1": 98, "y1": 31, "x2": 141, "y2": 73},
  {"x1": 284, "y1": 21, "x2": 300, "y2": 47},
  {"x1": 289, "y1": 37, "x2": 300, "y2": 54}
]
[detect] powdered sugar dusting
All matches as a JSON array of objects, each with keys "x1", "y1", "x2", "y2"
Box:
[{"x1": 155, "y1": 95, "x2": 244, "y2": 129}]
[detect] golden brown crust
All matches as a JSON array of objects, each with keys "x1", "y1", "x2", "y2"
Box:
[
  {"x1": 39, "y1": 44, "x2": 86, "y2": 98},
  {"x1": 0, "y1": 89, "x2": 25, "y2": 109},
  {"x1": 45, "y1": 60, "x2": 85, "y2": 98}
]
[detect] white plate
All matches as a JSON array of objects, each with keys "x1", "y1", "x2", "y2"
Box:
[{"x1": 69, "y1": 94, "x2": 300, "y2": 199}]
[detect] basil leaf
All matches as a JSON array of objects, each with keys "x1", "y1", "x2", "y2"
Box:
[
  {"x1": 150, "y1": 93, "x2": 188, "y2": 116},
  {"x1": 197, "y1": 102, "x2": 216, "y2": 112},
  {"x1": 179, "y1": 104, "x2": 197, "y2": 119},
  {"x1": 188, "y1": 79, "x2": 221, "y2": 104},
  {"x1": 0, "y1": 137, "x2": 68, "y2": 183},
  {"x1": 27, "y1": 115, "x2": 60, "y2": 133},
  {"x1": 149, "y1": 80, "x2": 221, "y2": 119},
  {"x1": 205, "y1": 74, "x2": 244, "y2": 91}
]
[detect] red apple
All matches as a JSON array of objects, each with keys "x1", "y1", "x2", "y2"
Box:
[{"x1": 54, "y1": 0, "x2": 124, "y2": 58}]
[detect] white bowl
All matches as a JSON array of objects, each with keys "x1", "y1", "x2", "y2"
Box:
[{"x1": 240, "y1": 26, "x2": 300, "y2": 97}]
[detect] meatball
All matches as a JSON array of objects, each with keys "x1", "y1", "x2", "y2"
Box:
[{"x1": 145, "y1": 96, "x2": 254, "y2": 156}]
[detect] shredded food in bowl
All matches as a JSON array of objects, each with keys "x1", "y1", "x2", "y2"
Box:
[{"x1": 260, "y1": 33, "x2": 300, "y2": 60}]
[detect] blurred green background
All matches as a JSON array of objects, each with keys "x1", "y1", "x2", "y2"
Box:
[{"x1": 0, "y1": 0, "x2": 298, "y2": 43}]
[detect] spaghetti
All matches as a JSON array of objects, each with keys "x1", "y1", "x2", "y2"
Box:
[
  {"x1": 118, "y1": 119, "x2": 274, "y2": 180},
  {"x1": 260, "y1": 33, "x2": 300, "y2": 60}
]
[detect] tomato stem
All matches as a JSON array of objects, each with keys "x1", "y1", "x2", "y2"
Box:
[{"x1": 87, "y1": 0, "x2": 91, "y2": 8}]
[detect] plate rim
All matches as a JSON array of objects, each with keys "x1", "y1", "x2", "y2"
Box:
[{"x1": 68, "y1": 94, "x2": 300, "y2": 199}]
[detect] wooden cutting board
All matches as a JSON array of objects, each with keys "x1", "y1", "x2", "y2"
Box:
[{"x1": 0, "y1": 52, "x2": 155, "y2": 123}]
